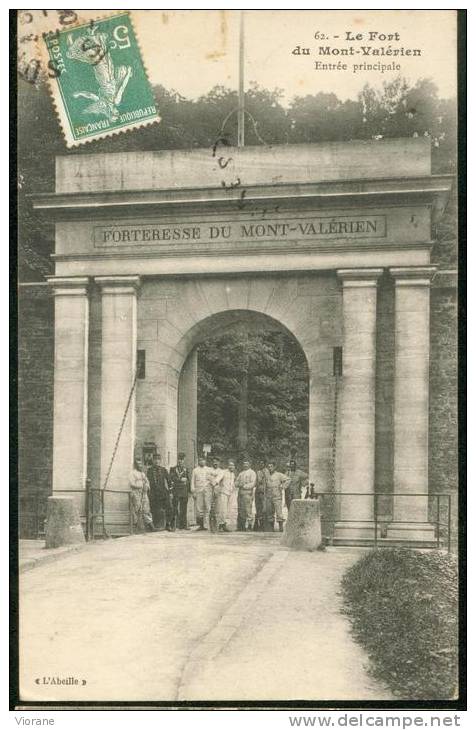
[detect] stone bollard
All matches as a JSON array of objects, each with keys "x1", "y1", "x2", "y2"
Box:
[
  {"x1": 282, "y1": 499, "x2": 322, "y2": 551},
  {"x1": 45, "y1": 496, "x2": 85, "y2": 549}
]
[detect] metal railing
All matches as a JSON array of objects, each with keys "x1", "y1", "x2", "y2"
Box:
[
  {"x1": 48, "y1": 481, "x2": 133, "y2": 541},
  {"x1": 21, "y1": 486, "x2": 453, "y2": 552},
  {"x1": 314, "y1": 491, "x2": 453, "y2": 553},
  {"x1": 86, "y1": 485, "x2": 134, "y2": 540}
]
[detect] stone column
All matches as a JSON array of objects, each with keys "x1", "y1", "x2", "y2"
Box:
[
  {"x1": 389, "y1": 267, "x2": 436, "y2": 534},
  {"x1": 95, "y1": 277, "x2": 140, "y2": 494},
  {"x1": 335, "y1": 269, "x2": 382, "y2": 538},
  {"x1": 48, "y1": 277, "x2": 89, "y2": 504},
  {"x1": 178, "y1": 348, "x2": 198, "y2": 470}
]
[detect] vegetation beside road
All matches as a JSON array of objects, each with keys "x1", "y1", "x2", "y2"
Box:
[{"x1": 341, "y1": 548, "x2": 458, "y2": 699}]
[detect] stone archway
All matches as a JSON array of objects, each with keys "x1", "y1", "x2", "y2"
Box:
[
  {"x1": 133, "y1": 274, "x2": 337, "y2": 491},
  {"x1": 38, "y1": 139, "x2": 452, "y2": 541}
]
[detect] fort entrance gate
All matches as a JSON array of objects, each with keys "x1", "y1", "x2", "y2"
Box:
[{"x1": 33, "y1": 138, "x2": 452, "y2": 541}]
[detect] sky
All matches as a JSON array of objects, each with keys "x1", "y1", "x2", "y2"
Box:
[{"x1": 132, "y1": 10, "x2": 457, "y2": 104}]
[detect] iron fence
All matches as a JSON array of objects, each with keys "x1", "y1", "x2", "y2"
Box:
[
  {"x1": 34, "y1": 482, "x2": 134, "y2": 541},
  {"x1": 20, "y1": 486, "x2": 453, "y2": 552},
  {"x1": 314, "y1": 491, "x2": 452, "y2": 553}
]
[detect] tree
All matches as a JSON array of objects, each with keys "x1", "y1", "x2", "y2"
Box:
[
  {"x1": 197, "y1": 329, "x2": 309, "y2": 466},
  {"x1": 288, "y1": 92, "x2": 361, "y2": 143}
]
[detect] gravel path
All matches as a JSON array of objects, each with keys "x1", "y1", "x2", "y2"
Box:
[{"x1": 179, "y1": 547, "x2": 392, "y2": 701}]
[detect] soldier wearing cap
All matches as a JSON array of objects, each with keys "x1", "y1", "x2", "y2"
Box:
[
  {"x1": 264, "y1": 460, "x2": 290, "y2": 532},
  {"x1": 235, "y1": 459, "x2": 257, "y2": 531},
  {"x1": 215, "y1": 459, "x2": 236, "y2": 532},
  {"x1": 147, "y1": 453, "x2": 173, "y2": 531},
  {"x1": 285, "y1": 459, "x2": 308, "y2": 512},
  {"x1": 254, "y1": 458, "x2": 269, "y2": 531},
  {"x1": 169, "y1": 452, "x2": 191, "y2": 530},
  {"x1": 208, "y1": 456, "x2": 225, "y2": 532},
  {"x1": 191, "y1": 456, "x2": 212, "y2": 530}
]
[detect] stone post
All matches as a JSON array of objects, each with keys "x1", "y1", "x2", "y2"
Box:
[
  {"x1": 48, "y1": 277, "x2": 89, "y2": 502},
  {"x1": 282, "y1": 499, "x2": 322, "y2": 551},
  {"x1": 388, "y1": 267, "x2": 436, "y2": 539},
  {"x1": 334, "y1": 269, "x2": 382, "y2": 539},
  {"x1": 95, "y1": 277, "x2": 140, "y2": 498},
  {"x1": 45, "y1": 495, "x2": 85, "y2": 548}
]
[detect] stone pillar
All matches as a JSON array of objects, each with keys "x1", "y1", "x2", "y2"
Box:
[
  {"x1": 178, "y1": 348, "x2": 198, "y2": 471},
  {"x1": 95, "y1": 277, "x2": 140, "y2": 495},
  {"x1": 308, "y1": 347, "x2": 334, "y2": 492},
  {"x1": 388, "y1": 267, "x2": 436, "y2": 539},
  {"x1": 178, "y1": 349, "x2": 198, "y2": 527},
  {"x1": 334, "y1": 269, "x2": 382, "y2": 539},
  {"x1": 48, "y1": 277, "x2": 89, "y2": 506}
]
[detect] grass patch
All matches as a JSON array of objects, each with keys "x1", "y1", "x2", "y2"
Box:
[{"x1": 341, "y1": 548, "x2": 458, "y2": 699}]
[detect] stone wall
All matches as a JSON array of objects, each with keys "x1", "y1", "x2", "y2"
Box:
[
  {"x1": 429, "y1": 283, "x2": 458, "y2": 544},
  {"x1": 18, "y1": 285, "x2": 54, "y2": 537},
  {"x1": 429, "y1": 182, "x2": 458, "y2": 545}
]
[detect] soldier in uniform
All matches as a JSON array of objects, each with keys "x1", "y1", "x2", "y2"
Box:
[
  {"x1": 147, "y1": 453, "x2": 173, "y2": 531},
  {"x1": 284, "y1": 459, "x2": 308, "y2": 512},
  {"x1": 169, "y1": 452, "x2": 191, "y2": 530},
  {"x1": 129, "y1": 458, "x2": 155, "y2": 532},
  {"x1": 191, "y1": 456, "x2": 212, "y2": 530},
  {"x1": 215, "y1": 459, "x2": 236, "y2": 532},
  {"x1": 208, "y1": 457, "x2": 225, "y2": 532},
  {"x1": 264, "y1": 460, "x2": 290, "y2": 532},
  {"x1": 254, "y1": 459, "x2": 269, "y2": 531},
  {"x1": 235, "y1": 459, "x2": 257, "y2": 531}
]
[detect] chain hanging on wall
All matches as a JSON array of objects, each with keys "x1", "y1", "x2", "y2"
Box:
[
  {"x1": 330, "y1": 346, "x2": 343, "y2": 494},
  {"x1": 101, "y1": 369, "x2": 139, "y2": 493},
  {"x1": 330, "y1": 377, "x2": 340, "y2": 493}
]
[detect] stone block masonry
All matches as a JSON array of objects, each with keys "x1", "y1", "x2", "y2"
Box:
[
  {"x1": 429, "y1": 284, "x2": 458, "y2": 545},
  {"x1": 18, "y1": 285, "x2": 54, "y2": 538}
]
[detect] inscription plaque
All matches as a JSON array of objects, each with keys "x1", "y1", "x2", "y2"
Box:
[{"x1": 93, "y1": 215, "x2": 387, "y2": 247}]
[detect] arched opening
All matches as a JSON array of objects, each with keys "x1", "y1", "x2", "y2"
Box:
[
  {"x1": 133, "y1": 274, "x2": 339, "y2": 535},
  {"x1": 174, "y1": 309, "x2": 310, "y2": 530},
  {"x1": 176, "y1": 310, "x2": 310, "y2": 464}
]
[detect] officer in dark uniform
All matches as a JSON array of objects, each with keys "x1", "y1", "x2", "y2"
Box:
[
  {"x1": 169, "y1": 452, "x2": 191, "y2": 530},
  {"x1": 147, "y1": 453, "x2": 173, "y2": 530}
]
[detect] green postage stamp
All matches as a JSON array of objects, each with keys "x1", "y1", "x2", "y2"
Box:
[{"x1": 42, "y1": 12, "x2": 160, "y2": 146}]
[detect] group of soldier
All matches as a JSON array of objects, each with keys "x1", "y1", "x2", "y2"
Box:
[{"x1": 128, "y1": 451, "x2": 309, "y2": 534}]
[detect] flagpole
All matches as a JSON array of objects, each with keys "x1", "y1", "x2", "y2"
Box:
[{"x1": 238, "y1": 10, "x2": 245, "y2": 147}]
